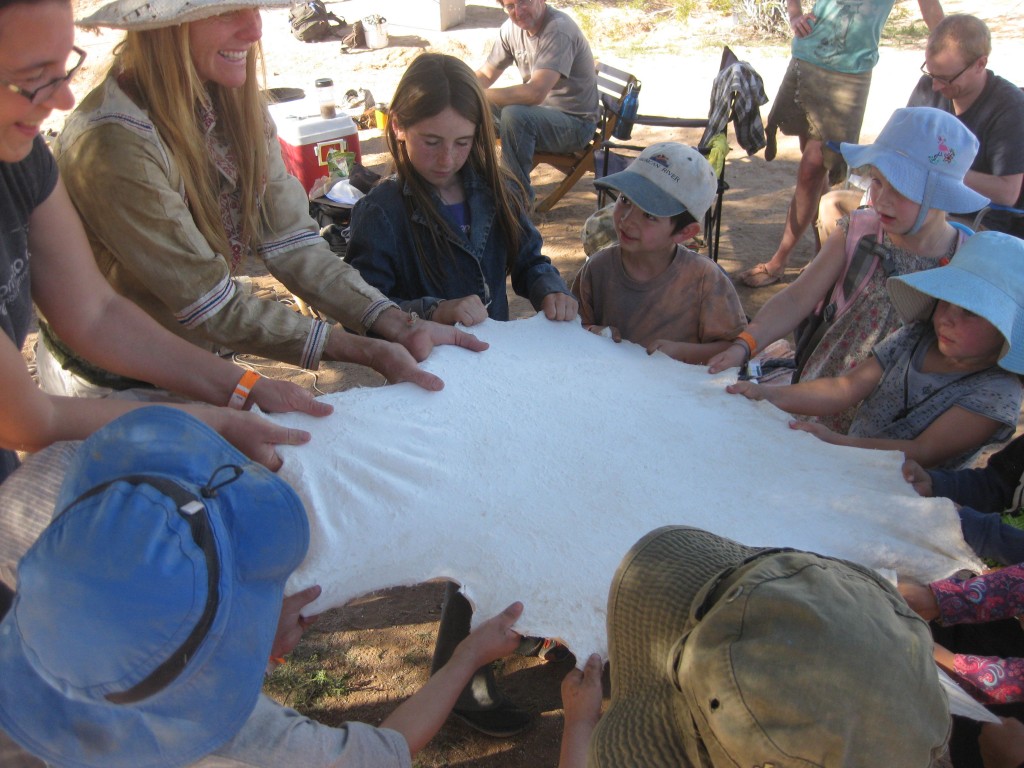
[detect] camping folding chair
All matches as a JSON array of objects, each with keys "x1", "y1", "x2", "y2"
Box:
[
  {"x1": 593, "y1": 47, "x2": 759, "y2": 263},
  {"x1": 530, "y1": 62, "x2": 638, "y2": 214}
]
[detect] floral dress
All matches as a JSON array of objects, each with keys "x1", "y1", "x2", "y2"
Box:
[{"x1": 800, "y1": 211, "x2": 963, "y2": 434}]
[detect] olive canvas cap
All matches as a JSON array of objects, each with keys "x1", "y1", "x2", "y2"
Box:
[{"x1": 590, "y1": 526, "x2": 949, "y2": 767}]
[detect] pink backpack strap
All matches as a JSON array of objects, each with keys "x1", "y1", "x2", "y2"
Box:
[{"x1": 830, "y1": 208, "x2": 884, "y2": 313}]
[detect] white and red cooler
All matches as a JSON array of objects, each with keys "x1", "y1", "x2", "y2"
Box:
[{"x1": 269, "y1": 99, "x2": 361, "y2": 194}]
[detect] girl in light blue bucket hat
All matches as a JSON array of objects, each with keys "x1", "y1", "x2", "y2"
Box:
[
  {"x1": 728, "y1": 231, "x2": 1024, "y2": 470},
  {"x1": 710, "y1": 107, "x2": 988, "y2": 435}
]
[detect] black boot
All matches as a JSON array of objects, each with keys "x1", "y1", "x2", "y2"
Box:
[{"x1": 432, "y1": 582, "x2": 532, "y2": 738}]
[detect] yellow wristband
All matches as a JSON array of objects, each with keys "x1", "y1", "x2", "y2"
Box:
[{"x1": 228, "y1": 370, "x2": 261, "y2": 410}]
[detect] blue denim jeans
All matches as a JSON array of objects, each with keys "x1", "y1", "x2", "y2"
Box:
[{"x1": 493, "y1": 105, "x2": 595, "y2": 200}]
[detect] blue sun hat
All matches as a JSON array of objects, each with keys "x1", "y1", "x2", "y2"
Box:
[
  {"x1": 0, "y1": 406, "x2": 309, "y2": 768},
  {"x1": 887, "y1": 231, "x2": 1024, "y2": 374},
  {"x1": 840, "y1": 106, "x2": 989, "y2": 234}
]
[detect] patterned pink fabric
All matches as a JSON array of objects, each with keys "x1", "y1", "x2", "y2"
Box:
[{"x1": 934, "y1": 564, "x2": 1024, "y2": 704}]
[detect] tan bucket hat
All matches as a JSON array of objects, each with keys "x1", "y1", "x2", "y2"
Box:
[
  {"x1": 591, "y1": 526, "x2": 950, "y2": 767},
  {"x1": 76, "y1": 0, "x2": 291, "y2": 30}
]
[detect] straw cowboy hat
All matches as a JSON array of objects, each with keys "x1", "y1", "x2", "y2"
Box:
[{"x1": 76, "y1": 0, "x2": 291, "y2": 30}]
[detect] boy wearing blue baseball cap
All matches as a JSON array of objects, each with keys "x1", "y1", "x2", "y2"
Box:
[
  {"x1": 570, "y1": 143, "x2": 746, "y2": 365},
  {"x1": 0, "y1": 407, "x2": 523, "y2": 768}
]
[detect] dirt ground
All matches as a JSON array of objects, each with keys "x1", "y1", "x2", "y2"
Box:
[{"x1": 39, "y1": 0, "x2": 1024, "y2": 765}]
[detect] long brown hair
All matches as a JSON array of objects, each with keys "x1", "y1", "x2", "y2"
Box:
[
  {"x1": 114, "y1": 22, "x2": 269, "y2": 261},
  {"x1": 386, "y1": 52, "x2": 526, "y2": 284}
]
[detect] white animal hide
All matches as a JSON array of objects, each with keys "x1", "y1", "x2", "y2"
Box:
[{"x1": 273, "y1": 315, "x2": 981, "y2": 661}]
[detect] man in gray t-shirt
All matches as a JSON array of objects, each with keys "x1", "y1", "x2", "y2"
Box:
[
  {"x1": 907, "y1": 14, "x2": 1024, "y2": 237},
  {"x1": 476, "y1": 0, "x2": 598, "y2": 201}
]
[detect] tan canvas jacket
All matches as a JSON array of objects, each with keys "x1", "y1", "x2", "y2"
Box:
[{"x1": 53, "y1": 76, "x2": 393, "y2": 369}]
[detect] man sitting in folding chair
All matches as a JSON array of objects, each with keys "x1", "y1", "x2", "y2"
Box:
[{"x1": 475, "y1": 0, "x2": 597, "y2": 204}]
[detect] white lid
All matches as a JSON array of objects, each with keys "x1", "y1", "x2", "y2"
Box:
[{"x1": 268, "y1": 99, "x2": 358, "y2": 144}]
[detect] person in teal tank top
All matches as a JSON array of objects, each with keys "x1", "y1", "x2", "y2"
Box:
[{"x1": 735, "y1": 0, "x2": 944, "y2": 290}]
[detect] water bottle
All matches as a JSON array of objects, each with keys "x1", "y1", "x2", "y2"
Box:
[
  {"x1": 315, "y1": 78, "x2": 336, "y2": 120},
  {"x1": 612, "y1": 80, "x2": 641, "y2": 140}
]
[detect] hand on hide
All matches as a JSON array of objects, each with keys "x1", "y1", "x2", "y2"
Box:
[
  {"x1": 725, "y1": 380, "x2": 774, "y2": 402},
  {"x1": 901, "y1": 459, "x2": 934, "y2": 497},
  {"x1": 270, "y1": 584, "x2": 322, "y2": 662},
  {"x1": 215, "y1": 409, "x2": 312, "y2": 472},
  {"x1": 432, "y1": 295, "x2": 489, "y2": 327},
  {"x1": 248, "y1": 376, "x2": 334, "y2": 418},
  {"x1": 707, "y1": 343, "x2": 747, "y2": 373},
  {"x1": 542, "y1": 292, "x2": 579, "y2": 322},
  {"x1": 647, "y1": 339, "x2": 688, "y2": 360},
  {"x1": 585, "y1": 324, "x2": 621, "y2": 342},
  {"x1": 561, "y1": 653, "x2": 604, "y2": 728},
  {"x1": 786, "y1": 419, "x2": 840, "y2": 444},
  {"x1": 896, "y1": 580, "x2": 940, "y2": 621},
  {"x1": 393, "y1": 315, "x2": 489, "y2": 362},
  {"x1": 366, "y1": 308, "x2": 489, "y2": 389},
  {"x1": 558, "y1": 653, "x2": 605, "y2": 768},
  {"x1": 455, "y1": 602, "x2": 524, "y2": 669}
]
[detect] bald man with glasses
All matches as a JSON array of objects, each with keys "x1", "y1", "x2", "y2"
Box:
[
  {"x1": 475, "y1": 0, "x2": 597, "y2": 204},
  {"x1": 818, "y1": 14, "x2": 1024, "y2": 245},
  {"x1": 908, "y1": 13, "x2": 1024, "y2": 236}
]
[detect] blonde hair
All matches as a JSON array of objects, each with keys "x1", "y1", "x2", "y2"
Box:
[
  {"x1": 927, "y1": 14, "x2": 991, "y2": 63},
  {"x1": 386, "y1": 52, "x2": 527, "y2": 284},
  {"x1": 114, "y1": 23, "x2": 269, "y2": 261}
]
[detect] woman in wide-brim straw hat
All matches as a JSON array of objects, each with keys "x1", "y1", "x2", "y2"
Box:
[
  {"x1": 44, "y1": 0, "x2": 486, "y2": 401},
  {"x1": 708, "y1": 106, "x2": 988, "y2": 434},
  {"x1": 0, "y1": 0, "x2": 329, "y2": 480}
]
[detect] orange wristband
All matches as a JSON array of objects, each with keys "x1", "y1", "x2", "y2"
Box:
[
  {"x1": 228, "y1": 370, "x2": 261, "y2": 410},
  {"x1": 735, "y1": 331, "x2": 757, "y2": 356}
]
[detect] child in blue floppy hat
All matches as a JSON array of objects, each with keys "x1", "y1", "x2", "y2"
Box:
[
  {"x1": 727, "y1": 231, "x2": 1024, "y2": 470},
  {"x1": 0, "y1": 407, "x2": 524, "y2": 768},
  {"x1": 710, "y1": 106, "x2": 988, "y2": 431}
]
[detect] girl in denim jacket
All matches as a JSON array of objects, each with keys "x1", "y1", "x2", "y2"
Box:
[
  {"x1": 346, "y1": 53, "x2": 574, "y2": 737},
  {"x1": 345, "y1": 53, "x2": 577, "y2": 327}
]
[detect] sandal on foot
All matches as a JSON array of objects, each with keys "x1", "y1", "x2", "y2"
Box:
[{"x1": 737, "y1": 263, "x2": 783, "y2": 288}]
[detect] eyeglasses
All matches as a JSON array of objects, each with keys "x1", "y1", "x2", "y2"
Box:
[
  {"x1": 501, "y1": 0, "x2": 533, "y2": 13},
  {"x1": 1, "y1": 46, "x2": 87, "y2": 105},
  {"x1": 919, "y1": 58, "x2": 976, "y2": 86}
]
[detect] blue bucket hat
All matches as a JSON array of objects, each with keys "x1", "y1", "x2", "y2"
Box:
[
  {"x1": 0, "y1": 407, "x2": 309, "y2": 768},
  {"x1": 887, "y1": 231, "x2": 1024, "y2": 374},
  {"x1": 840, "y1": 107, "x2": 989, "y2": 234}
]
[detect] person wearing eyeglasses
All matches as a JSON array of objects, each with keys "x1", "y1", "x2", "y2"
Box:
[
  {"x1": 474, "y1": 0, "x2": 597, "y2": 205},
  {"x1": 818, "y1": 14, "x2": 1024, "y2": 245},
  {"x1": 907, "y1": 14, "x2": 1024, "y2": 237},
  {"x1": 0, "y1": 0, "x2": 338, "y2": 482},
  {"x1": 735, "y1": 0, "x2": 944, "y2": 289}
]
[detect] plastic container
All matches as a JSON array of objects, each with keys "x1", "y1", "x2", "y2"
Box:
[
  {"x1": 363, "y1": 16, "x2": 388, "y2": 48},
  {"x1": 374, "y1": 103, "x2": 389, "y2": 131},
  {"x1": 315, "y1": 78, "x2": 336, "y2": 119},
  {"x1": 268, "y1": 99, "x2": 361, "y2": 194}
]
